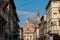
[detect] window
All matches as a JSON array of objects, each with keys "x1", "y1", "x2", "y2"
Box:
[
  {"x1": 59, "y1": 1, "x2": 60, "y2": 3},
  {"x1": 59, "y1": 9, "x2": 60, "y2": 13},
  {"x1": 52, "y1": 25, "x2": 57, "y2": 31},
  {"x1": 53, "y1": 13, "x2": 57, "y2": 18},
  {"x1": 59, "y1": 21, "x2": 60, "y2": 25},
  {"x1": 26, "y1": 35, "x2": 29, "y2": 40},
  {"x1": 3, "y1": 8, "x2": 8, "y2": 15},
  {"x1": 53, "y1": 25, "x2": 57, "y2": 30},
  {"x1": 30, "y1": 35, "x2": 31, "y2": 37},
  {"x1": 4, "y1": 32, "x2": 8, "y2": 40},
  {"x1": 27, "y1": 38, "x2": 29, "y2": 40}
]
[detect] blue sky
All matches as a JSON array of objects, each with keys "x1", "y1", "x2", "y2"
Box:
[{"x1": 14, "y1": 0, "x2": 49, "y2": 27}]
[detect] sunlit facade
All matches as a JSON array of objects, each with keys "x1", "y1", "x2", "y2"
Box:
[
  {"x1": 46, "y1": 0, "x2": 60, "y2": 40},
  {"x1": 23, "y1": 10, "x2": 40, "y2": 40}
]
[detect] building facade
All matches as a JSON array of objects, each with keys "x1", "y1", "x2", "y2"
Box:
[
  {"x1": 0, "y1": 0, "x2": 20, "y2": 40},
  {"x1": 23, "y1": 10, "x2": 40, "y2": 40},
  {"x1": 39, "y1": 15, "x2": 47, "y2": 40},
  {"x1": 23, "y1": 18, "x2": 36, "y2": 40},
  {"x1": 46, "y1": 0, "x2": 60, "y2": 40},
  {"x1": 20, "y1": 27, "x2": 23, "y2": 40}
]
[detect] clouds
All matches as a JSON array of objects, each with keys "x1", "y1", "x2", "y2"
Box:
[
  {"x1": 17, "y1": 11, "x2": 36, "y2": 27},
  {"x1": 17, "y1": 11, "x2": 36, "y2": 19}
]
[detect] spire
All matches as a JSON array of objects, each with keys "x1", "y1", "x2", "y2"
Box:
[
  {"x1": 26, "y1": 17, "x2": 32, "y2": 24},
  {"x1": 36, "y1": 8, "x2": 40, "y2": 16},
  {"x1": 36, "y1": 8, "x2": 40, "y2": 22},
  {"x1": 26, "y1": 17, "x2": 30, "y2": 24}
]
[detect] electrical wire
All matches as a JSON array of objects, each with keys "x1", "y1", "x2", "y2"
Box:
[{"x1": 16, "y1": 0, "x2": 37, "y2": 8}]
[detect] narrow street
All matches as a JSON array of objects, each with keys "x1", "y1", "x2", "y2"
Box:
[{"x1": 0, "y1": 0, "x2": 60, "y2": 40}]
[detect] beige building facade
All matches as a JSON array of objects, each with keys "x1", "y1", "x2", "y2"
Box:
[{"x1": 46, "y1": 0, "x2": 60, "y2": 40}]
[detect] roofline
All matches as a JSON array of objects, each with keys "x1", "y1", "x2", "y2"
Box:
[
  {"x1": 40, "y1": 16, "x2": 44, "y2": 21},
  {"x1": 20, "y1": 27, "x2": 23, "y2": 31},
  {"x1": 46, "y1": 0, "x2": 60, "y2": 9},
  {"x1": 46, "y1": 0, "x2": 51, "y2": 9},
  {"x1": 10, "y1": 0, "x2": 20, "y2": 22},
  {"x1": 9, "y1": 0, "x2": 16, "y2": 9},
  {"x1": 15, "y1": 11, "x2": 20, "y2": 22}
]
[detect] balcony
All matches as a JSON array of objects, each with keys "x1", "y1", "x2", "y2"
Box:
[
  {"x1": 47, "y1": 25, "x2": 60, "y2": 35},
  {"x1": 0, "y1": 9, "x2": 7, "y2": 25}
]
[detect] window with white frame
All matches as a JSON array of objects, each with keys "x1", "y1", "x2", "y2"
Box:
[{"x1": 53, "y1": 13, "x2": 57, "y2": 18}]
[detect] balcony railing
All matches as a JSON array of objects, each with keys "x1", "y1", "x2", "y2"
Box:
[
  {"x1": 47, "y1": 25, "x2": 60, "y2": 35},
  {"x1": 0, "y1": 9, "x2": 8, "y2": 21}
]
